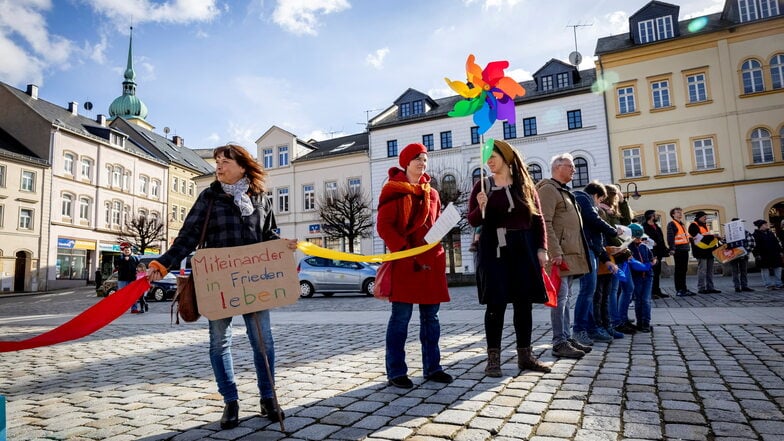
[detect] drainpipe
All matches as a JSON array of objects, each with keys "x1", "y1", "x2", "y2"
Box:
[{"x1": 598, "y1": 58, "x2": 614, "y2": 184}]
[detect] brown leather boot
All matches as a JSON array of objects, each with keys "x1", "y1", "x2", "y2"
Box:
[
  {"x1": 485, "y1": 348, "x2": 502, "y2": 377},
  {"x1": 517, "y1": 346, "x2": 551, "y2": 373}
]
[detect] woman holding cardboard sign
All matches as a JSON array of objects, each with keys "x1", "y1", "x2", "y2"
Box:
[
  {"x1": 377, "y1": 143, "x2": 452, "y2": 389},
  {"x1": 147, "y1": 144, "x2": 296, "y2": 430}
]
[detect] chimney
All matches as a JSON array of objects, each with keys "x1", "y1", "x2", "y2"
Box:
[
  {"x1": 96, "y1": 114, "x2": 106, "y2": 126},
  {"x1": 26, "y1": 84, "x2": 38, "y2": 100},
  {"x1": 173, "y1": 135, "x2": 184, "y2": 146},
  {"x1": 68, "y1": 101, "x2": 78, "y2": 116}
]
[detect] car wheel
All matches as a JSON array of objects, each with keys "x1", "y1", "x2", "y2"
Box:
[
  {"x1": 300, "y1": 281, "x2": 314, "y2": 298},
  {"x1": 106, "y1": 288, "x2": 117, "y2": 296},
  {"x1": 322, "y1": 292, "x2": 334, "y2": 297},
  {"x1": 363, "y1": 278, "x2": 375, "y2": 296},
  {"x1": 151, "y1": 287, "x2": 166, "y2": 302}
]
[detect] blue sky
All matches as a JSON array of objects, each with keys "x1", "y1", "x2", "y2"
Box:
[{"x1": 0, "y1": 0, "x2": 724, "y2": 151}]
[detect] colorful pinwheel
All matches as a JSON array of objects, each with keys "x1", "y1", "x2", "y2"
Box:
[{"x1": 445, "y1": 54, "x2": 525, "y2": 135}]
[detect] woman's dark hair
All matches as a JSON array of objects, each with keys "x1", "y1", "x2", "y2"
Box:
[
  {"x1": 584, "y1": 181, "x2": 607, "y2": 198},
  {"x1": 493, "y1": 143, "x2": 539, "y2": 217},
  {"x1": 213, "y1": 143, "x2": 267, "y2": 194}
]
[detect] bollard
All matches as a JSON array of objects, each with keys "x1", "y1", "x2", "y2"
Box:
[{"x1": 1, "y1": 395, "x2": 6, "y2": 441}]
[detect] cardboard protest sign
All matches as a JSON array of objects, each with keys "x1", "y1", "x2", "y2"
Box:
[
  {"x1": 191, "y1": 239, "x2": 299, "y2": 320},
  {"x1": 724, "y1": 220, "x2": 745, "y2": 244}
]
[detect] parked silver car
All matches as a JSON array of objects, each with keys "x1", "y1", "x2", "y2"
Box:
[{"x1": 297, "y1": 257, "x2": 377, "y2": 297}]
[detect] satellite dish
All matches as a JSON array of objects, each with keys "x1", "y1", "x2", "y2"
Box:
[
  {"x1": 84, "y1": 101, "x2": 93, "y2": 111},
  {"x1": 568, "y1": 51, "x2": 583, "y2": 66},
  {"x1": 163, "y1": 127, "x2": 170, "y2": 135}
]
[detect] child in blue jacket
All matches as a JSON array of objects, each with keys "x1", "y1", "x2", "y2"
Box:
[{"x1": 628, "y1": 223, "x2": 656, "y2": 332}]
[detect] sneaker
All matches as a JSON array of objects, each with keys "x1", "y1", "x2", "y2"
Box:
[
  {"x1": 676, "y1": 290, "x2": 691, "y2": 297},
  {"x1": 617, "y1": 322, "x2": 637, "y2": 334},
  {"x1": 607, "y1": 327, "x2": 624, "y2": 339},
  {"x1": 426, "y1": 370, "x2": 454, "y2": 384},
  {"x1": 568, "y1": 338, "x2": 592, "y2": 353},
  {"x1": 388, "y1": 375, "x2": 414, "y2": 389},
  {"x1": 552, "y1": 341, "x2": 584, "y2": 359},
  {"x1": 573, "y1": 330, "x2": 594, "y2": 347},
  {"x1": 588, "y1": 329, "x2": 613, "y2": 343},
  {"x1": 741, "y1": 287, "x2": 755, "y2": 292}
]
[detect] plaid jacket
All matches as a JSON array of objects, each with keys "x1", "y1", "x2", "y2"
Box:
[{"x1": 156, "y1": 180, "x2": 279, "y2": 271}]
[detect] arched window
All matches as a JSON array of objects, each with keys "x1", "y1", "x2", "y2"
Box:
[
  {"x1": 63, "y1": 153, "x2": 74, "y2": 175},
  {"x1": 441, "y1": 174, "x2": 457, "y2": 201},
  {"x1": 61, "y1": 193, "x2": 73, "y2": 217},
  {"x1": 742, "y1": 59, "x2": 764, "y2": 93},
  {"x1": 771, "y1": 54, "x2": 784, "y2": 90},
  {"x1": 750, "y1": 128, "x2": 773, "y2": 163},
  {"x1": 527, "y1": 164, "x2": 543, "y2": 183},
  {"x1": 79, "y1": 197, "x2": 91, "y2": 221},
  {"x1": 572, "y1": 157, "x2": 589, "y2": 187}
]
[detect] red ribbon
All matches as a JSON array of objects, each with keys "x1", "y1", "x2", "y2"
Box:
[{"x1": 0, "y1": 278, "x2": 150, "y2": 352}]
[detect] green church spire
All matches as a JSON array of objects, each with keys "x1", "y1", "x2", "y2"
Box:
[{"x1": 109, "y1": 26, "x2": 148, "y2": 121}]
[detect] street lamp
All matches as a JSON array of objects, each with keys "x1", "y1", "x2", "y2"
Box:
[{"x1": 625, "y1": 182, "x2": 641, "y2": 200}]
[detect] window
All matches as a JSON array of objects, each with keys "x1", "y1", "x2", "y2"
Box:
[
  {"x1": 412, "y1": 99, "x2": 424, "y2": 115},
  {"x1": 399, "y1": 102, "x2": 411, "y2": 118},
  {"x1": 78, "y1": 158, "x2": 91, "y2": 180},
  {"x1": 180, "y1": 179, "x2": 186, "y2": 193},
  {"x1": 151, "y1": 180, "x2": 159, "y2": 198},
  {"x1": 771, "y1": 54, "x2": 784, "y2": 90},
  {"x1": 528, "y1": 164, "x2": 543, "y2": 183},
  {"x1": 638, "y1": 15, "x2": 673, "y2": 43},
  {"x1": 472, "y1": 168, "x2": 483, "y2": 185},
  {"x1": 112, "y1": 166, "x2": 121, "y2": 187},
  {"x1": 470, "y1": 126, "x2": 480, "y2": 145},
  {"x1": 422, "y1": 134, "x2": 434, "y2": 151},
  {"x1": 348, "y1": 178, "x2": 361, "y2": 191},
  {"x1": 180, "y1": 207, "x2": 186, "y2": 221},
  {"x1": 556, "y1": 72, "x2": 569, "y2": 89},
  {"x1": 738, "y1": 0, "x2": 780, "y2": 22},
  {"x1": 651, "y1": 80, "x2": 671, "y2": 108},
  {"x1": 278, "y1": 146, "x2": 289, "y2": 167},
  {"x1": 172, "y1": 177, "x2": 179, "y2": 192},
  {"x1": 171, "y1": 206, "x2": 178, "y2": 222},
  {"x1": 523, "y1": 117, "x2": 537, "y2": 137},
  {"x1": 441, "y1": 175, "x2": 457, "y2": 201},
  {"x1": 303, "y1": 184, "x2": 315, "y2": 211},
  {"x1": 540, "y1": 75, "x2": 553, "y2": 91},
  {"x1": 617, "y1": 86, "x2": 637, "y2": 114},
  {"x1": 79, "y1": 197, "x2": 90, "y2": 221},
  {"x1": 623, "y1": 148, "x2": 643, "y2": 178},
  {"x1": 64, "y1": 153, "x2": 74, "y2": 175},
  {"x1": 61, "y1": 193, "x2": 73, "y2": 218},
  {"x1": 123, "y1": 172, "x2": 130, "y2": 192},
  {"x1": 750, "y1": 128, "x2": 774, "y2": 163},
  {"x1": 188, "y1": 183, "x2": 194, "y2": 196},
  {"x1": 503, "y1": 121, "x2": 517, "y2": 139},
  {"x1": 21, "y1": 170, "x2": 35, "y2": 191},
  {"x1": 109, "y1": 132, "x2": 125, "y2": 147},
  {"x1": 111, "y1": 201, "x2": 121, "y2": 225},
  {"x1": 780, "y1": 126, "x2": 784, "y2": 160},
  {"x1": 139, "y1": 176, "x2": 149, "y2": 194},
  {"x1": 325, "y1": 181, "x2": 337, "y2": 202},
  {"x1": 440, "y1": 131, "x2": 453, "y2": 149},
  {"x1": 0, "y1": 205, "x2": 3, "y2": 227},
  {"x1": 572, "y1": 157, "x2": 589, "y2": 187},
  {"x1": 19, "y1": 208, "x2": 33, "y2": 230},
  {"x1": 686, "y1": 72, "x2": 708, "y2": 103},
  {"x1": 567, "y1": 110, "x2": 582, "y2": 129},
  {"x1": 263, "y1": 148, "x2": 273, "y2": 169},
  {"x1": 657, "y1": 143, "x2": 678, "y2": 173},
  {"x1": 0, "y1": 165, "x2": 5, "y2": 187},
  {"x1": 387, "y1": 140, "x2": 398, "y2": 157},
  {"x1": 277, "y1": 187, "x2": 289, "y2": 212},
  {"x1": 742, "y1": 59, "x2": 765, "y2": 93}
]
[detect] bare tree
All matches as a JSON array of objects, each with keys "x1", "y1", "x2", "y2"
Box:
[
  {"x1": 117, "y1": 215, "x2": 166, "y2": 255},
  {"x1": 317, "y1": 183, "x2": 374, "y2": 253},
  {"x1": 429, "y1": 168, "x2": 474, "y2": 274}
]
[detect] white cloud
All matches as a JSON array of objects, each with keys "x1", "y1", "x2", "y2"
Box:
[
  {"x1": 366, "y1": 48, "x2": 389, "y2": 70},
  {"x1": 86, "y1": 34, "x2": 109, "y2": 64},
  {"x1": 507, "y1": 68, "x2": 532, "y2": 82},
  {"x1": 0, "y1": 34, "x2": 45, "y2": 85},
  {"x1": 463, "y1": 0, "x2": 522, "y2": 8},
  {"x1": 271, "y1": 0, "x2": 350, "y2": 36},
  {"x1": 84, "y1": 0, "x2": 221, "y2": 26}
]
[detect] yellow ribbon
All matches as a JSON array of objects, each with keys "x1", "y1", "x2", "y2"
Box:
[{"x1": 297, "y1": 241, "x2": 438, "y2": 263}]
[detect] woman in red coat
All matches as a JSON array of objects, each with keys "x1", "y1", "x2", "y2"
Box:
[{"x1": 377, "y1": 143, "x2": 452, "y2": 389}]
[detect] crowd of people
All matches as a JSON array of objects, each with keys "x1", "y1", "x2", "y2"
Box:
[{"x1": 117, "y1": 141, "x2": 782, "y2": 431}]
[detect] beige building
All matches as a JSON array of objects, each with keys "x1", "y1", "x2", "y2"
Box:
[{"x1": 595, "y1": 0, "x2": 784, "y2": 233}]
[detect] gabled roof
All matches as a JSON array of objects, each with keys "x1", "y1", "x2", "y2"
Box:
[
  {"x1": 294, "y1": 132, "x2": 369, "y2": 163},
  {"x1": 369, "y1": 69, "x2": 597, "y2": 130},
  {"x1": 532, "y1": 58, "x2": 577, "y2": 78},
  {"x1": 629, "y1": 0, "x2": 680, "y2": 20},
  {"x1": 110, "y1": 118, "x2": 213, "y2": 174},
  {"x1": 0, "y1": 82, "x2": 157, "y2": 161}
]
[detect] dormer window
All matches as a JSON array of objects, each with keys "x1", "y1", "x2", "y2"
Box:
[
  {"x1": 541, "y1": 75, "x2": 553, "y2": 91},
  {"x1": 638, "y1": 15, "x2": 674, "y2": 43},
  {"x1": 412, "y1": 100, "x2": 424, "y2": 115},
  {"x1": 738, "y1": 0, "x2": 780, "y2": 22},
  {"x1": 399, "y1": 102, "x2": 411, "y2": 118},
  {"x1": 556, "y1": 72, "x2": 570, "y2": 88}
]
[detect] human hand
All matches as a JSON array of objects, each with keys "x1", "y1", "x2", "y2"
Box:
[
  {"x1": 146, "y1": 264, "x2": 164, "y2": 282},
  {"x1": 537, "y1": 249, "x2": 548, "y2": 268},
  {"x1": 607, "y1": 246, "x2": 622, "y2": 255},
  {"x1": 476, "y1": 192, "x2": 488, "y2": 211},
  {"x1": 606, "y1": 261, "x2": 618, "y2": 274},
  {"x1": 552, "y1": 255, "x2": 564, "y2": 266},
  {"x1": 282, "y1": 238, "x2": 299, "y2": 250}
]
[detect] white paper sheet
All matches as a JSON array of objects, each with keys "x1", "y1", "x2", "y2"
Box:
[{"x1": 425, "y1": 203, "x2": 461, "y2": 244}]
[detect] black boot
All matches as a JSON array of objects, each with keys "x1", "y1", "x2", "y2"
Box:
[
  {"x1": 261, "y1": 397, "x2": 285, "y2": 422},
  {"x1": 220, "y1": 400, "x2": 239, "y2": 430}
]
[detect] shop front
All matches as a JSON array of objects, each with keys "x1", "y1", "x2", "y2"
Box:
[{"x1": 56, "y1": 237, "x2": 95, "y2": 283}]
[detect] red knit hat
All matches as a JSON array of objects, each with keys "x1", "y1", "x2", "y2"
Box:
[{"x1": 399, "y1": 143, "x2": 427, "y2": 168}]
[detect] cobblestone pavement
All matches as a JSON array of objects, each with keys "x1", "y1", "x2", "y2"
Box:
[{"x1": 1, "y1": 274, "x2": 784, "y2": 440}]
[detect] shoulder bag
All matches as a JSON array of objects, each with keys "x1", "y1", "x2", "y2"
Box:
[{"x1": 172, "y1": 199, "x2": 212, "y2": 324}]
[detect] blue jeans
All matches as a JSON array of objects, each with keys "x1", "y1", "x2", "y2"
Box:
[
  {"x1": 386, "y1": 302, "x2": 443, "y2": 379},
  {"x1": 633, "y1": 275, "x2": 653, "y2": 327},
  {"x1": 550, "y1": 275, "x2": 574, "y2": 345},
  {"x1": 573, "y1": 249, "x2": 597, "y2": 334},
  {"x1": 613, "y1": 263, "x2": 635, "y2": 326},
  {"x1": 209, "y1": 310, "x2": 275, "y2": 403},
  {"x1": 607, "y1": 274, "x2": 620, "y2": 328}
]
